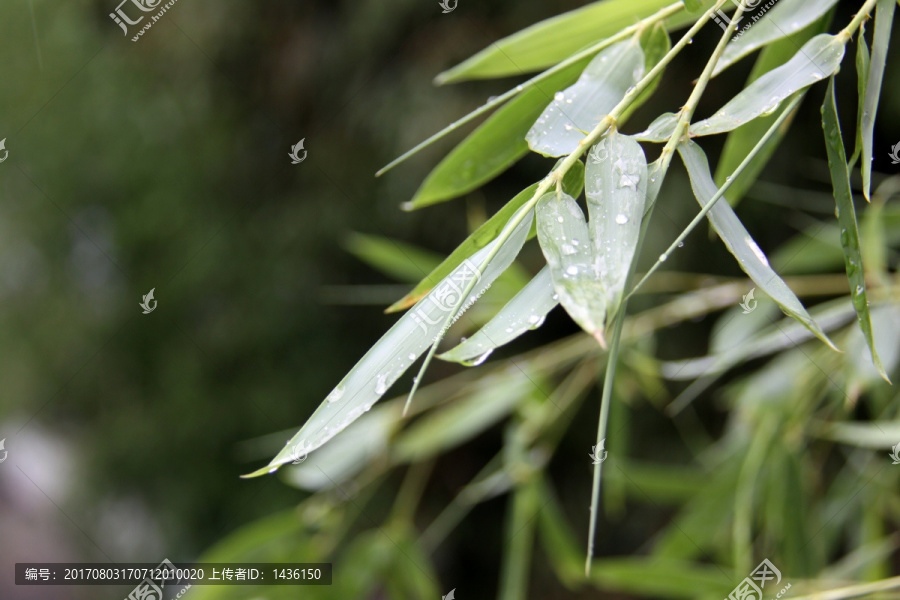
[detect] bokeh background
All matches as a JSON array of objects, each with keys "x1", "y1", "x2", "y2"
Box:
[{"x1": 1, "y1": 0, "x2": 899, "y2": 599}]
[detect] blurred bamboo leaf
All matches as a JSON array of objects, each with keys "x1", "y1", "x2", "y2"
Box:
[
  {"x1": 388, "y1": 160, "x2": 584, "y2": 312},
  {"x1": 851, "y1": 24, "x2": 871, "y2": 166},
  {"x1": 821, "y1": 77, "x2": 887, "y2": 381},
  {"x1": 677, "y1": 140, "x2": 837, "y2": 350},
  {"x1": 343, "y1": 232, "x2": 441, "y2": 283},
  {"x1": 860, "y1": 0, "x2": 895, "y2": 201},
  {"x1": 712, "y1": 0, "x2": 839, "y2": 77},
  {"x1": 526, "y1": 39, "x2": 645, "y2": 157},
  {"x1": 246, "y1": 214, "x2": 533, "y2": 477},
  {"x1": 589, "y1": 557, "x2": 732, "y2": 598},
  {"x1": 438, "y1": 266, "x2": 557, "y2": 365},
  {"x1": 821, "y1": 421, "x2": 900, "y2": 448}
]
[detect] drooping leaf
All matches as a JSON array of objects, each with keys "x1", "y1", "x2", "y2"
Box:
[
  {"x1": 714, "y1": 8, "x2": 832, "y2": 204},
  {"x1": 677, "y1": 140, "x2": 837, "y2": 350},
  {"x1": 821, "y1": 77, "x2": 888, "y2": 381},
  {"x1": 245, "y1": 212, "x2": 534, "y2": 477},
  {"x1": 585, "y1": 130, "x2": 648, "y2": 317},
  {"x1": 434, "y1": 0, "x2": 705, "y2": 84},
  {"x1": 712, "y1": 0, "x2": 839, "y2": 77},
  {"x1": 438, "y1": 266, "x2": 557, "y2": 365},
  {"x1": 407, "y1": 60, "x2": 588, "y2": 209},
  {"x1": 536, "y1": 190, "x2": 607, "y2": 345},
  {"x1": 387, "y1": 160, "x2": 584, "y2": 312},
  {"x1": 860, "y1": 0, "x2": 896, "y2": 200},
  {"x1": 526, "y1": 39, "x2": 645, "y2": 157},
  {"x1": 638, "y1": 34, "x2": 846, "y2": 142},
  {"x1": 845, "y1": 304, "x2": 900, "y2": 396}
]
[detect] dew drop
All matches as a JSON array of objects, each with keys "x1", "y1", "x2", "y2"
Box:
[
  {"x1": 375, "y1": 373, "x2": 388, "y2": 395},
  {"x1": 566, "y1": 265, "x2": 579, "y2": 275},
  {"x1": 615, "y1": 214, "x2": 629, "y2": 225}
]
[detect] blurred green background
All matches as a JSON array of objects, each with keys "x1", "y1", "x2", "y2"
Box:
[{"x1": 1, "y1": 0, "x2": 899, "y2": 599}]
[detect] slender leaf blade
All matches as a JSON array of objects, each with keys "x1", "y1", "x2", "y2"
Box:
[
  {"x1": 851, "y1": 23, "x2": 870, "y2": 166},
  {"x1": 677, "y1": 140, "x2": 837, "y2": 350},
  {"x1": 387, "y1": 160, "x2": 584, "y2": 312},
  {"x1": 861, "y1": 0, "x2": 895, "y2": 200},
  {"x1": 526, "y1": 39, "x2": 645, "y2": 157}
]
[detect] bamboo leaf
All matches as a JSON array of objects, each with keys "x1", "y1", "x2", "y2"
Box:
[
  {"x1": 851, "y1": 23, "x2": 870, "y2": 166},
  {"x1": 713, "y1": 8, "x2": 832, "y2": 205},
  {"x1": 821, "y1": 421, "x2": 900, "y2": 449},
  {"x1": 407, "y1": 61, "x2": 588, "y2": 209},
  {"x1": 526, "y1": 39, "x2": 645, "y2": 157},
  {"x1": 438, "y1": 266, "x2": 557, "y2": 365},
  {"x1": 821, "y1": 77, "x2": 888, "y2": 381},
  {"x1": 434, "y1": 0, "x2": 702, "y2": 85},
  {"x1": 585, "y1": 130, "x2": 649, "y2": 317},
  {"x1": 343, "y1": 233, "x2": 441, "y2": 283},
  {"x1": 536, "y1": 190, "x2": 608, "y2": 345},
  {"x1": 689, "y1": 34, "x2": 846, "y2": 138},
  {"x1": 677, "y1": 140, "x2": 837, "y2": 350},
  {"x1": 861, "y1": 0, "x2": 895, "y2": 200},
  {"x1": 713, "y1": 0, "x2": 839, "y2": 77},
  {"x1": 387, "y1": 160, "x2": 584, "y2": 313},
  {"x1": 245, "y1": 213, "x2": 534, "y2": 477}
]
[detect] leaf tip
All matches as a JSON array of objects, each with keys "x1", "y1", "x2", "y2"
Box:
[
  {"x1": 592, "y1": 330, "x2": 608, "y2": 350},
  {"x1": 241, "y1": 464, "x2": 280, "y2": 479}
]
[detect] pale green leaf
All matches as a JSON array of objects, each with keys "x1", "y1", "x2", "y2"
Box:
[
  {"x1": 713, "y1": 0, "x2": 839, "y2": 77},
  {"x1": 821, "y1": 77, "x2": 887, "y2": 381},
  {"x1": 526, "y1": 39, "x2": 644, "y2": 157},
  {"x1": 851, "y1": 23, "x2": 870, "y2": 166},
  {"x1": 438, "y1": 266, "x2": 557, "y2": 365},
  {"x1": 861, "y1": 0, "x2": 895, "y2": 200},
  {"x1": 245, "y1": 213, "x2": 534, "y2": 477},
  {"x1": 585, "y1": 130, "x2": 648, "y2": 317},
  {"x1": 407, "y1": 61, "x2": 587, "y2": 209},
  {"x1": 387, "y1": 160, "x2": 584, "y2": 312},
  {"x1": 343, "y1": 232, "x2": 441, "y2": 283},
  {"x1": 821, "y1": 421, "x2": 900, "y2": 449},
  {"x1": 536, "y1": 190, "x2": 607, "y2": 345},
  {"x1": 677, "y1": 140, "x2": 837, "y2": 350},
  {"x1": 686, "y1": 34, "x2": 846, "y2": 138}
]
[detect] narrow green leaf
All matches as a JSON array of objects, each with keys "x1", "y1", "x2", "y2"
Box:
[
  {"x1": 526, "y1": 39, "x2": 645, "y2": 157},
  {"x1": 634, "y1": 112, "x2": 679, "y2": 142},
  {"x1": 407, "y1": 60, "x2": 588, "y2": 209},
  {"x1": 681, "y1": 0, "x2": 704, "y2": 12},
  {"x1": 821, "y1": 77, "x2": 888, "y2": 381},
  {"x1": 343, "y1": 233, "x2": 441, "y2": 283},
  {"x1": 434, "y1": 0, "x2": 701, "y2": 84},
  {"x1": 536, "y1": 477, "x2": 585, "y2": 589},
  {"x1": 687, "y1": 34, "x2": 846, "y2": 138},
  {"x1": 387, "y1": 160, "x2": 584, "y2": 313},
  {"x1": 712, "y1": 0, "x2": 839, "y2": 77},
  {"x1": 821, "y1": 421, "x2": 900, "y2": 449},
  {"x1": 861, "y1": 0, "x2": 896, "y2": 200},
  {"x1": 499, "y1": 477, "x2": 541, "y2": 600},
  {"x1": 438, "y1": 266, "x2": 557, "y2": 365},
  {"x1": 245, "y1": 214, "x2": 534, "y2": 477},
  {"x1": 590, "y1": 558, "x2": 732, "y2": 599},
  {"x1": 677, "y1": 140, "x2": 837, "y2": 350},
  {"x1": 536, "y1": 190, "x2": 607, "y2": 345},
  {"x1": 714, "y1": 8, "x2": 832, "y2": 205},
  {"x1": 585, "y1": 130, "x2": 649, "y2": 318},
  {"x1": 620, "y1": 23, "x2": 673, "y2": 124},
  {"x1": 851, "y1": 23, "x2": 870, "y2": 167}
]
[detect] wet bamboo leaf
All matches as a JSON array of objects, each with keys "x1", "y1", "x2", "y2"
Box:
[
  {"x1": 585, "y1": 130, "x2": 648, "y2": 317},
  {"x1": 245, "y1": 213, "x2": 534, "y2": 477},
  {"x1": 712, "y1": 0, "x2": 839, "y2": 77},
  {"x1": 438, "y1": 266, "x2": 557, "y2": 365},
  {"x1": 536, "y1": 190, "x2": 607, "y2": 345},
  {"x1": 620, "y1": 24, "x2": 672, "y2": 124},
  {"x1": 408, "y1": 61, "x2": 588, "y2": 209},
  {"x1": 861, "y1": 0, "x2": 895, "y2": 200},
  {"x1": 388, "y1": 160, "x2": 583, "y2": 312},
  {"x1": 845, "y1": 304, "x2": 900, "y2": 395},
  {"x1": 434, "y1": 0, "x2": 705, "y2": 85},
  {"x1": 526, "y1": 39, "x2": 645, "y2": 157},
  {"x1": 677, "y1": 140, "x2": 837, "y2": 350},
  {"x1": 690, "y1": 34, "x2": 846, "y2": 137},
  {"x1": 634, "y1": 112, "x2": 679, "y2": 142},
  {"x1": 714, "y1": 9, "x2": 831, "y2": 204},
  {"x1": 821, "y1": 77, "x2": 888, "y2": 381},
  {"x1": 851, "y1": 24, "x2": 870, "y2": 166}
]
